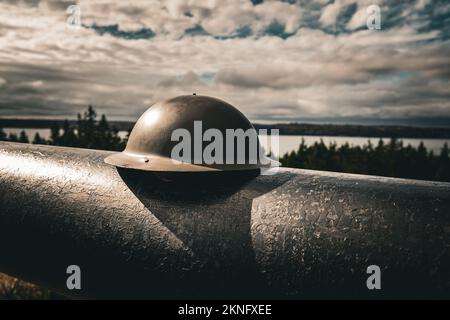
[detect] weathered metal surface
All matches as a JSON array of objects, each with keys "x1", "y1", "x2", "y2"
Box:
[{"x1": 0, "y1": 141, "x2": 449, "y2": 299}]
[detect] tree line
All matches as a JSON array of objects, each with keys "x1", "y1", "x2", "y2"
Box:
[
  {"x1": 0, "y1": 105, "x2": 127, "y2": 151},
  {"x1": 254, "y1": 123, "x2": 450, "y2": 138},
  {"x1": 1, "y1": 105, "x2": 449, "y2": 182},
  {"x1": 279, "y1": 138, "x2": 450, "y2": 182}
]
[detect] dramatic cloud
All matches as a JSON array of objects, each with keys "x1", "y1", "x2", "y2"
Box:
[{"x1": 0, "y1": 0, "x2": 449, "y2": 125}]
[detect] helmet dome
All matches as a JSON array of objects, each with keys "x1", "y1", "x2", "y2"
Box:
[{"x1": 104, "y1": 95, "x2": 278, "y2": 172}]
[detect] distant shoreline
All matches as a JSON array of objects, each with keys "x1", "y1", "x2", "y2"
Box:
[{"x1": 2, "y1": 118, "x2": 450, "y2": 139}]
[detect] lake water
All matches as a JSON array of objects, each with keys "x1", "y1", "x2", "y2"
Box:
[
  {"x1": 4, "y1": 128, "x2": 450, "y2": 157},
  {"x1": 259, "y1": 135, "x2": 450, "y2": 157}
]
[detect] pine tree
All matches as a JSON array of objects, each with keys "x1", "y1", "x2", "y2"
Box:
[
  {"x1": 435, "y1": 143, "x2": 450, "y2": 181},
  {"x1": 19, "y1": 130, "x2": 29, "y2": 143},
  {"x1": 0, "y1": 128, "x2": 7, "y2": 141},
  {"x1": 50, "y1": 122, "x2": 61, "y2": 145},
  {"x1": 8, "y1": 133, "x2": 18, "y2": 142},
  {"x1": 60, "y1": 120, "x2": 78, "y2": 147},
  {"x1": 279, "y1": 138, "x2": 450, "y2": 182},
  {"x1": 32, "y1": 132, "x2": 46, "y2": 145},
  {"x1": 77, "y1": 105, "x2": 98, "y2": 148}
]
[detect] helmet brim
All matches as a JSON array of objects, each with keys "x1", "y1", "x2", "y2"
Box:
[{"x1": 104, "y1": 152, "x2": 279, "y2": 172}]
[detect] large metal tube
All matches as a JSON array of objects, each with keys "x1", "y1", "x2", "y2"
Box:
[{"x1": 0, "y1": 141, "x2": 449, "y2": 299}]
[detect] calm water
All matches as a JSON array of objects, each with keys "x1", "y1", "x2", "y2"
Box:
[
  {"x1": 4, "y1": 128, "x2": 450, "y2": 156},
  {"x1": 259, "y1": 135, "x2": 450, "y2": 157}
]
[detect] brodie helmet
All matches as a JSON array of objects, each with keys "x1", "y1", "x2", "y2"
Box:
[{"x1": 104, "y1": 95, "x2": 279, "y2": 172}]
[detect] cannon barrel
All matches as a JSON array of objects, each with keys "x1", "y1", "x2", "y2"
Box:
[{"x1": 0, "y1": 141, "x2": 449, "y2": 299}]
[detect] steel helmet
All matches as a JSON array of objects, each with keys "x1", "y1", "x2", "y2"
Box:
[{"x1": 104, "y1": 95, "x2": 278, "y2": 172}]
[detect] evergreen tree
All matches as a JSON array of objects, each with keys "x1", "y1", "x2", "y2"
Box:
[
  {"x1": 77, "y1": 105, "x2": 97, "y2": 148},
  {"x1": 280, "y1": 138, "x2": 450, "y2": 182},
  {"x1": 8, "y1": 133, "x2": 18, "y2": 142},
  {"x1": 414, "y1": 142, "x2": 431, "y2": 180},
  {"x1": 18, "y1": 130, "x2": 29, "y2": 143},
  {"x1": 60, "y1": 120, "x2": 78, "y2": 147},
  {"x1": 32, "y1": 132, "x2": 47, "y2": 145},
  {"x1": 0, "y1": 128, "x2": 7, "y2": 141},
  {"x1": 435, "y1": 143, "x2": 450, "y2": 182},
  {"x1": 2, "y1": 106, "x2": 125, "y2": 151},
  {"x1": 69, "y1": 106, "x2": 124, "y2": 150},
  {"x1": 97, "y1": 114, "x2": 111, "y2": 150},
  {"x1": 50, "y1": 122, "x2": 61, "y2": 145}
]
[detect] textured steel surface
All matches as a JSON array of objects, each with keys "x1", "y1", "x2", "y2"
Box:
[{"x1": 0, "y1": 141, "x2": 449, "y2": 299}]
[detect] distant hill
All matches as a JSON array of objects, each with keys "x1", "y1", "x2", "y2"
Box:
[
  {"x1": 0, "y1": 119, "x2": 134, "y2": 132},
  {"x1": 2, "y1": 118, "x2": 450, "y2": 139},
  {"x1": 253, "y1": 123, "x2": 450, "y2": 139}
]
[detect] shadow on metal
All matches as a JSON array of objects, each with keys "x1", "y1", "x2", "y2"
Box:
[{"x1": 117, "y1": 169, "x2": 288, "y2": 298}]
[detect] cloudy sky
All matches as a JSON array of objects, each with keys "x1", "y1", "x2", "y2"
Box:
[{"x1": 0, "y1": 0, "x2": 449, "y2": 125}]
